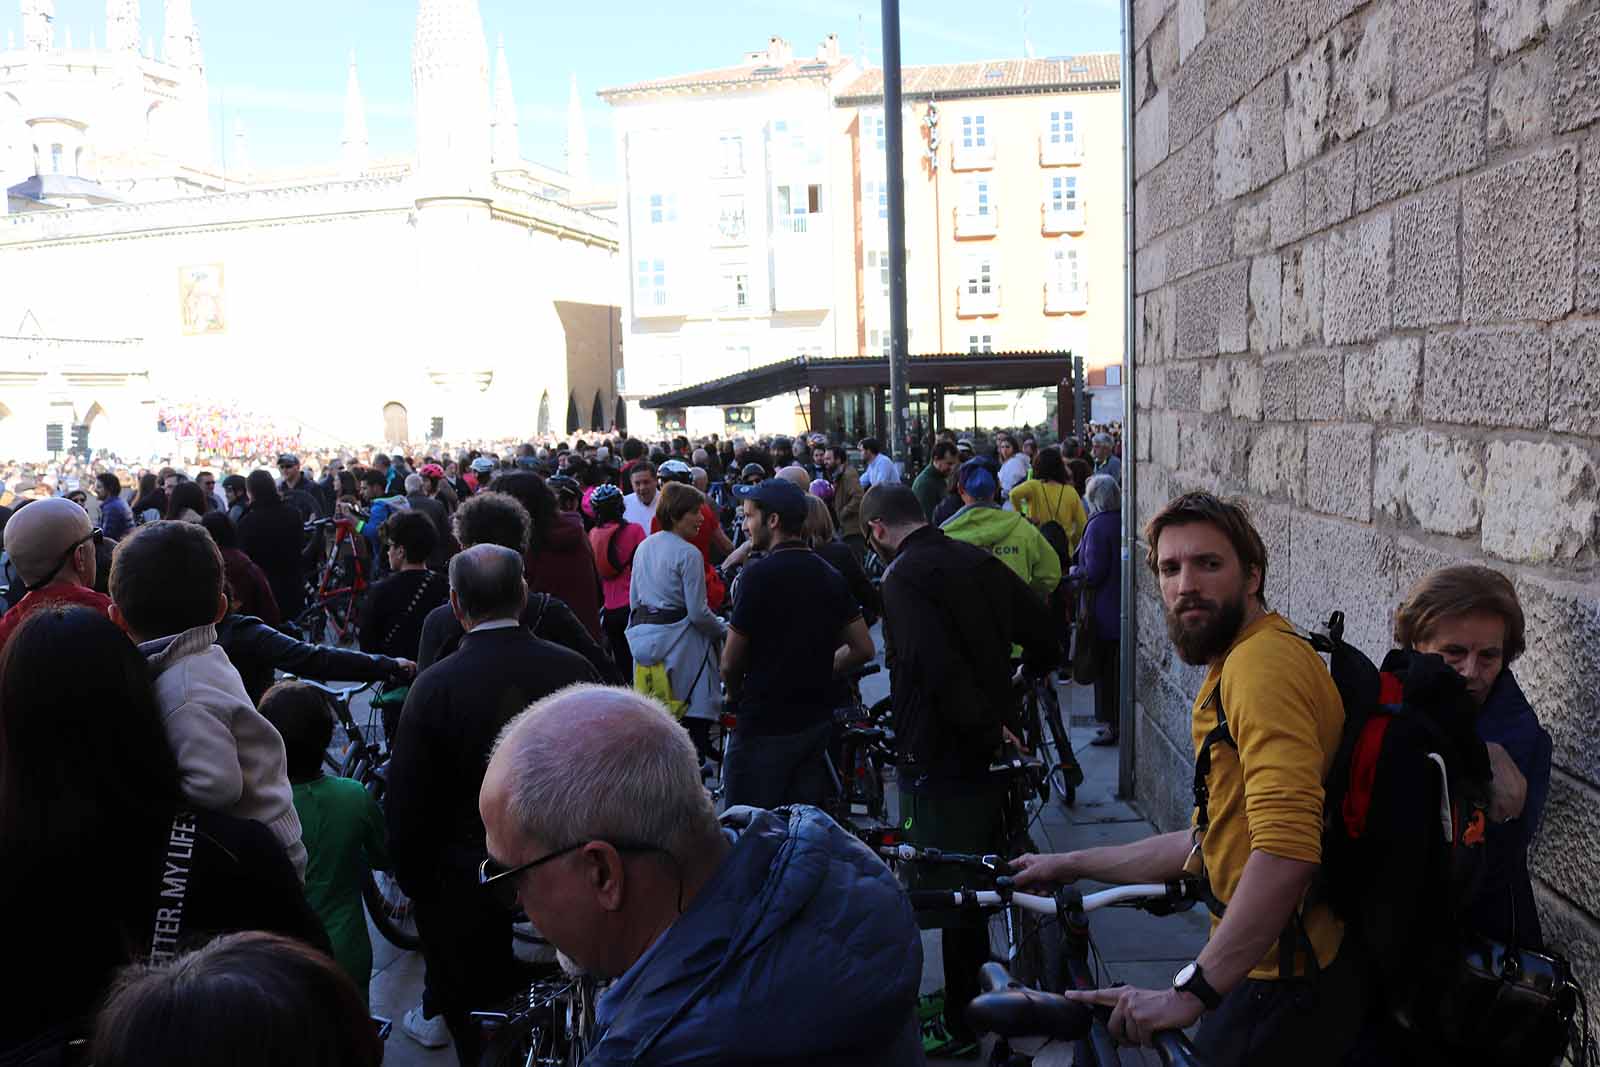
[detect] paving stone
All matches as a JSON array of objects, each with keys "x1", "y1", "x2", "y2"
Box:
[
  {"x1": 1462, "y1": 146, "x2": 1578, "y2": 323},
  {"x1": 1323, "y1": 213, "x2": 1393, "y2": 345},
  {"x1": 1423, "y1": 326, "x2": 1551, "y2": 430},
  {"x1": 1345, "y1": 337, "x2": 1421, "y2": 421},
  {"x1": 1372, "y1": 429, "x2": 1485, "y2": 537},
  {"x1": 1305, "y1": 423, "x2": 1374, "y2": 521},
  {"x1": 1482, "y1": 440, "x2": 1599, "y2": 564}
]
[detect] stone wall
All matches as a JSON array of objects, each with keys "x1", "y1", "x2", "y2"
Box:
[{"x1": 1130, "y1": 0, "x2": 1600, "y2": 1001}]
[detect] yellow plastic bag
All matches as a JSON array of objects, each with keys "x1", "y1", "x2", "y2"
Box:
[{"x1": 633, "y1": 661, "x2": 685, "y2": 720}]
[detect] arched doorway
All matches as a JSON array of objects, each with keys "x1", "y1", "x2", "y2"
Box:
[
  {"x1": 537, "y1": 391, "x2": 551, "y2": 437},
  {"x1": 614, "y1": 396, "x2": 627, "y2": 431},
  {"x1": 382, "y1": 402, "x2": 409, "y2": 444},
  {"x1": 82, "y1": 401, "x2": 112, "y2": 456},
  {"x1": 565, "y1": 392, "x2": 580, "y2": 435},
  {"x1": 590, "y1": 391, "x2": 604, "y2": 432}
]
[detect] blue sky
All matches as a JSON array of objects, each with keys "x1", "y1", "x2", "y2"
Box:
[{"x1": 43, "y1": 0, "x2": 1123, "y2": 183}]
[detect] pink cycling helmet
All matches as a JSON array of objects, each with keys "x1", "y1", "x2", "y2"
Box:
[{"x1": 809, "y1": 478, "x2": 835, "y2": 501}]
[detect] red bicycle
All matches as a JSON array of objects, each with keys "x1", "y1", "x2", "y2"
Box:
[{"x1": 296, "y1": 516, "x2": 369, "y2": 646}]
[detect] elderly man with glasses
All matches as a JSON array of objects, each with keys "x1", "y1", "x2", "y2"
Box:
[
  {"x1": 479, "y1": 684, "x2": 926, "y2": 1066},
  {"x1": 0, "y1": 497, "x2": 111, "y2": 651},
  {"x1": 385, "y1": 544, "x2": 599, "y2": 1063}
]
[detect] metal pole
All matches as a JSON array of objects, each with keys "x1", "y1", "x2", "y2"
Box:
[
  {"x1": 1117, "y1": 0, "x2": 1139, "y2": 798},
  {"x1": 882, "y1": 0, "x2": 911, "y2": 466}
]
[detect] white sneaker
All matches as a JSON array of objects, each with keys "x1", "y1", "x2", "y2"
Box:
[{"x1": 401, "y1": 1004, "x2": 450, "y2": 1049}]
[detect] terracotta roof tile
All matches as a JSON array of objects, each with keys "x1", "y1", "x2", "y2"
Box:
[
  {"x1": 836, "y1": 54, "x2": 1120, "y2": 101},
  {"x1": 599, "y1": 58, "x2": 851, "y2": 99}
]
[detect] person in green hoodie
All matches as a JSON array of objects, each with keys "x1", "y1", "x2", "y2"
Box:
[{"x1": 940, "y1": 458, "x2": 1061, "y2": 602}]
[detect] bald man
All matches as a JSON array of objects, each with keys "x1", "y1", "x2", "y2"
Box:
[
  {"x1": 0, "y1": 497, "x2": 112, "y2": 649},
  {"x1": 479, "y1": 685, "x2": 926, "y2": 1066}
]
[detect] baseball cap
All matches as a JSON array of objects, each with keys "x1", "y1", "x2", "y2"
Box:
[
  {"x1": 733, "y1": 477, "x2": 808, "y2": 522},
  {"x1": 658, "y1": 459, "x2": 694, "y2": 483},
  {"x1": 957, "y1": 457, "x2": 998, "y2": 499},
  {"x1": 955, "y1": 437, "x2": 974, "y2": 455},
  {"x1": 277, "y1": 453, "x2": 299, "y2": 468}
]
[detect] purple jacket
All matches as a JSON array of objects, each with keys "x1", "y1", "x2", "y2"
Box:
[{"x1": 1069, "y1": 509, "x2": 1121, "y2": 642}]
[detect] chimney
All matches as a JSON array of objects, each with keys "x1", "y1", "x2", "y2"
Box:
[
  {"x1": 817, "y1": 33, "x2": 840, "y2": 63},
  {"x1": 765, "y1": 36, "x2": 791, "y2": 65}
]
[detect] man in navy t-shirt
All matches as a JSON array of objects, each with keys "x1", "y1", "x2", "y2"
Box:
[{"x1": 720, "y1": 479, "x2": 875, "y2": 811}]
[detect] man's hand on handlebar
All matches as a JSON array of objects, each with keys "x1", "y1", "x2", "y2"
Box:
[
  {"x1": 1063, "y1": 986, "x2": 1205, "y2": 1049},
  {"x1": 391, "y1": 659, "x2": 417, "y2": 680},
  {"x1": 1008, "y1": 851, "x2": 1078, "y2": 891}
]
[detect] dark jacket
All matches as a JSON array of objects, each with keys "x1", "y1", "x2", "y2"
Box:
[
  {"x1": 1472, "y1": 670, "x2": 1553, "y2": 950},
  {"x1": 387, "y1": 627, "x2": 597, "y2": 893},
  {"x1": 584, "y1": 806, "x2": 924, "y2": 1067},
  {"x1": 238, "y1": 500, "x2": 307, "y2": 618},
  {"x1": 405, "y1": 493, "x2": 453, "y2": 571},
  {"x1": 879, "y1": 525, "x2": 1057, "y2": 779},
  {"x1": 1069, "y1": 508, "x2": 1121, "y2": 642},
  {"x1": 99, "y1": 494, "x2": 135, "y2": 540},
  {"x1": 415, "y1": 592, "x2": 618, "y2": 682},
  {"x1": 360, "y1": 569, "x2": 448, "y2": 662},
  {"x1": 279, "y1": 475, "x2": 329, "y2": 518},
  {"x1": 816, "y1": 539, "x2": 879, "y2": 627},
  {"x1": 529, "y1": 509, "x2": 605, "y2": 641},
  {"x1": 221, "y1": 546, "x2": 281, "y2": 627},
  {"x1": 215, "y1": 613, "x2": 407, "y2": 705}
]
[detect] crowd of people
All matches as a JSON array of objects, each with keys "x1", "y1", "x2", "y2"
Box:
[{"x1": 0, "y1": 413, "x2": 1563, "y2": 1067}]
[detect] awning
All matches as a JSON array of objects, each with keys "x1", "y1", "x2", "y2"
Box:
[{"x1": 640, "y1": 351, "x2": 1072, "y2": 409}]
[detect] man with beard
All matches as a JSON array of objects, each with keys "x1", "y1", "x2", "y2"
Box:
[
  {"x1": 822, "y1": 445, "x2": 865, "y2": 563},
  {"x1": 1012, "y1": 492, "x2": 1360, "y2": 1066},
  {"x1": 861, "y1": 483, "x2": 1057, "y2": 1057}
]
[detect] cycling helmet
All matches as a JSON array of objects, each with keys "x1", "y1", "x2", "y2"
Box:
[
  {"x1": 808, "y1": 478, "x2": 835, "y2": 501},
  {"x1": 740, "y1": 462, "x2": 766, "y2": 482},
  {"x1": 419, "y1": 463, "x2": 445, "y2": 479},
  {"x1": 590, "y1": 484, "x2": 623, "y2": 506},
  {"x1": 470, "y1": 457, "x2": 496, "y2": 474},
  {"x1": 547, "y1": 475, "x2": 581, "y2": 498},
  {"x1": 658, "y1": 459, "x2": 694, "y2": 484}
]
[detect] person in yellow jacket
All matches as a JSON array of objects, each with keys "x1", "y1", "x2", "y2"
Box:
[
  {"x1": 1008, "y1": 446, "x2": 1088, "y2": 556},
  {"x1": 940, "y1": 458, "x2": 1060, "y2": 602}
]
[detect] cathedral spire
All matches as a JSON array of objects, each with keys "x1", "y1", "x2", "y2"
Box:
[
  {"x1": 164, "y1": 0, "x2": 202, "y2": 71},
  {"x1": 565, "y1": 72, "x2": 590, "y2": 191},
  {"x1": 21, "y1": 0, "x2": 54, "y2": 53},
  {"x1": 491, "y1": 34, "x2": 518, "y2": 168},
  {"x1": 412, "y1": 0, "x2": 491, "y2": 196},
  {"x1": 106, "y1": 0, "x2": 139, "y2": 53},
  {"x1": 342, "y1": 50, "x2": 370, "y2": 179}
]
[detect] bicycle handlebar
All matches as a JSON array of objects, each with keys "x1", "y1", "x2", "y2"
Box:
[
  {"x1": 906, "y1": 881, "x2": 1195, "y2": 919},
  {"x1": 282, "y1": 677, "x2": 379, "y2": 701}
]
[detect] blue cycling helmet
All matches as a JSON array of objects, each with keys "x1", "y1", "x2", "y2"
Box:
[{"x1": 591, "y1": 484, "x2": 623, "y2": 505}]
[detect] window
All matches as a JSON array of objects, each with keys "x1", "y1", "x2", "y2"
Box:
[
  {"x1": 50, "y1": 143, "x2": 62, "y2": 173},
  {"x1": 777, "y1": 183, "x2": 823, "y2": 232},
  {"x1": 961, "y1": 114, "x2": 987, "y2": 150},
  {"x1": 866, "y1": 250, "x2": 891, "y2": 299},
  {"x1": 1051, "y1": 242, "x2": 1082, "y2": 293},
  {"x1": 1046, "y1": 109, "x2": 1076, "y2": 147},
  {"x1": 717, "y1": 264, "x2": 750, "y2": 310},
  {"x1": 968, "y1": 333, "x2": 994, "y2": 354},
  {"x1": 1046, "y1": 175, "x2": 1079, "y2": 214},
  {"x1": 863, "y1": 109, "x2": 886, "y2": 153},
  {"x1": 73, "y1": 146, "x2": 82, "y2": 176},
  {"x1": 964, "y1": 254, "x2": 994, "y2": 297},
  {"x1": 647, "y1": 192, "x2": 678, "y2": 225},
  {"x1": 961, "y1": 177, "x2": 992, "y2": 216},
  {"x1": 717, "y1": 194, "x2": 747, "y2": 241},
  {"x1": 862, "y1": 180, "x2": 888, "y2": 221},
  {"x1": 717, "y1": 134, "x2": 743, "y2": 176},
  {"x1": 635, "y1": 258, "x2": 668, "y2": 307},
  {"x1": 868, "y1": 328, "x2": 890, "y2": 356}
]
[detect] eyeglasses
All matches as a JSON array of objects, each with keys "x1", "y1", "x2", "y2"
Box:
[
  {"x1": 478, "y1": 839, "x2": 663, "y2": 912},
  {"x1": 28, "y1": 528, "x2": 102, "y2": 591}
]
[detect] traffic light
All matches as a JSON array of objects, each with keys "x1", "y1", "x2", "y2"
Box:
[
  {"x1": 71, "y1": 424, "x2": 89, "y2": 456},
  {"x1": 45, "y1": 423, "x2": 63, "y2": 453}
]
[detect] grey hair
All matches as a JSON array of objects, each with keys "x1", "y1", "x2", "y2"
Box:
[
  {"x1": 491, "y1": 685, "x2": 720, "y2": 859},
  {"x1": 404, "y1": 473, "x2": 424, "y2": 494},
  {"x1": 448, "y1": 543, "x2": 525, "y2": 622},
  {"x1": 1085, "y1": 474, "x2": 1121, "y2": 515},
  {"x1": 1091, "y1": 432, "x2": 1114, "y2": 447}
]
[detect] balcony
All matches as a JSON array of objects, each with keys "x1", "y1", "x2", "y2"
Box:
[
  {"x1": 1040, "y1": 135, "x2": 1084, "y2": 167},
  {"x1": 1045, "y1": 281, "x2": 1088, "y2": 314},
  {"x1": 633, "y1": 287, "x2": 679, "y2": 319},
  {"x1": 954, "y1": 205, "x2": 998, "y2": 238},
  {"x1": 1042, "y1": 201, "x2": 1086, "y2": 235},
  {"x1": 952, "y1": 142, "x2": 996, "y2": 171},
  {"x1": 957, "y1": 282, "x2": 1001, "y2": 317}
]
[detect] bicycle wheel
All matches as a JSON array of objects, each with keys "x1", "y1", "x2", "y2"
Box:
[
  {"x1": 350, "y1": 757, "x2": 422, "y2": 951},
  {"x1": 1040, "y1": 686, "x2": 1079, "y2": 808},
  {"x1": 295, "y1": 602, "x2": 328, "y2": 645}
]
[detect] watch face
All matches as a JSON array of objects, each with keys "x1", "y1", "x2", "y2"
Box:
[{"x1": 1174, "y1": 963, "x2": 1196, "y2": 988}]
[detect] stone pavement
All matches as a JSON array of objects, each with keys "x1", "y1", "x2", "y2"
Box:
[{"x1": 366, "y1": 675, "x2": 1208, "y2": 1066}]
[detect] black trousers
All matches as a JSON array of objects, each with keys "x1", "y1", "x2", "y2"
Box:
[
  {"x1": 1093, "y1": 637, "x2": 1120, "y2": 728},
  {"x1": 1193, "y1": 943, "x2": 1368, "y2": 1067},
  {"x1": 721, "y1": 719, "x2": 834, "y2": 811},
  {"x1": 412, "y1": 875, "x2": 523, "y2": 1067},
  {"x1": 602, "y1": 605, "x2": 633, "y2": 682}
]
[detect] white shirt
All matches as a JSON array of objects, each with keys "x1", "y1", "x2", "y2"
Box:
[
  {"x1": 999, "y1": 455, "x2": 1030, "y2": 508},
  {"x1": 861, "y1": 452, "x2": 898, "y2": 489},
  {"x1": 624, "y1": 492, "x2": 657, "y2": 530},
  {"x1": 466, "y1": 618, "x2": 521, "y2": 634}
]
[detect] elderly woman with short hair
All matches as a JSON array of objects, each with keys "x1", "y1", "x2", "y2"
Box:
[{"x1": 1069, "y1": 475, "x2": 1122, "y2": 745}]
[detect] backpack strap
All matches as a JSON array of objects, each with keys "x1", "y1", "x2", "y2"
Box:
[{"x1": 1192, "y1": 686, "x2": 1236, "y2": 833}]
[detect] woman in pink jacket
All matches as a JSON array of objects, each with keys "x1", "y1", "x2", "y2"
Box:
[{"x1": 588, "y1": 484, "x2": 646, "y2": 680}]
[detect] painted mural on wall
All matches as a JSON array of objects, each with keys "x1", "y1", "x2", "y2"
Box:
[{"x1": 179, "y1": 264, "x2": 226, "y2": 335}]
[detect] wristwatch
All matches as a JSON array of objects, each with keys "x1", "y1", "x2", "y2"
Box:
[{"x1": 1173, "y1": 961, "x2": 1222, "y2": 1011}]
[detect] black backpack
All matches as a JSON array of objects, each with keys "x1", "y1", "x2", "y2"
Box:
[{"x1": 1195, "y1": 612, "x2": 1581, "y2": 1065}]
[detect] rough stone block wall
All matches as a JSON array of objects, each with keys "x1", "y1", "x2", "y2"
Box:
[{"x1": 1131, "y1": 0, "x2": 1600, "y2": 1001}]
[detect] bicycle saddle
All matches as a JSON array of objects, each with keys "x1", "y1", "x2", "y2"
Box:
[{"x1": 966, "y1": 988, "x2": 1093, "y2": 1041}]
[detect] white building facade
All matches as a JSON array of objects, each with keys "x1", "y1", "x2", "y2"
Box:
[
  {"x1": 0, "y1": 0, "x2": 623, "y2": 463},
  {"x1": 601, "y1": 36, "x2": 858, "y2": 438}
]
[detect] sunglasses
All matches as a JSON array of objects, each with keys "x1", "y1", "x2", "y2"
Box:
[
  {"x1": 478, "y1": 839, "x2": 663, "y2": 912},
  {"x1": 29, "y1": 528, "x2": 102, "y2": 591}
]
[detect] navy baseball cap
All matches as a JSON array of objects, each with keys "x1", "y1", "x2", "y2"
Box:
[
  {"x1": 958, "y1": 457, "x2": 998, "y2": 499},
  {"x1": 733, "y1": 477, "x2": 808, "y2": 521}
]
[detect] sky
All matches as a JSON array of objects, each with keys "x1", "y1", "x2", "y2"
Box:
[{"x1": 42, "y1": 0, "x2": 1123, "y2": 184}]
